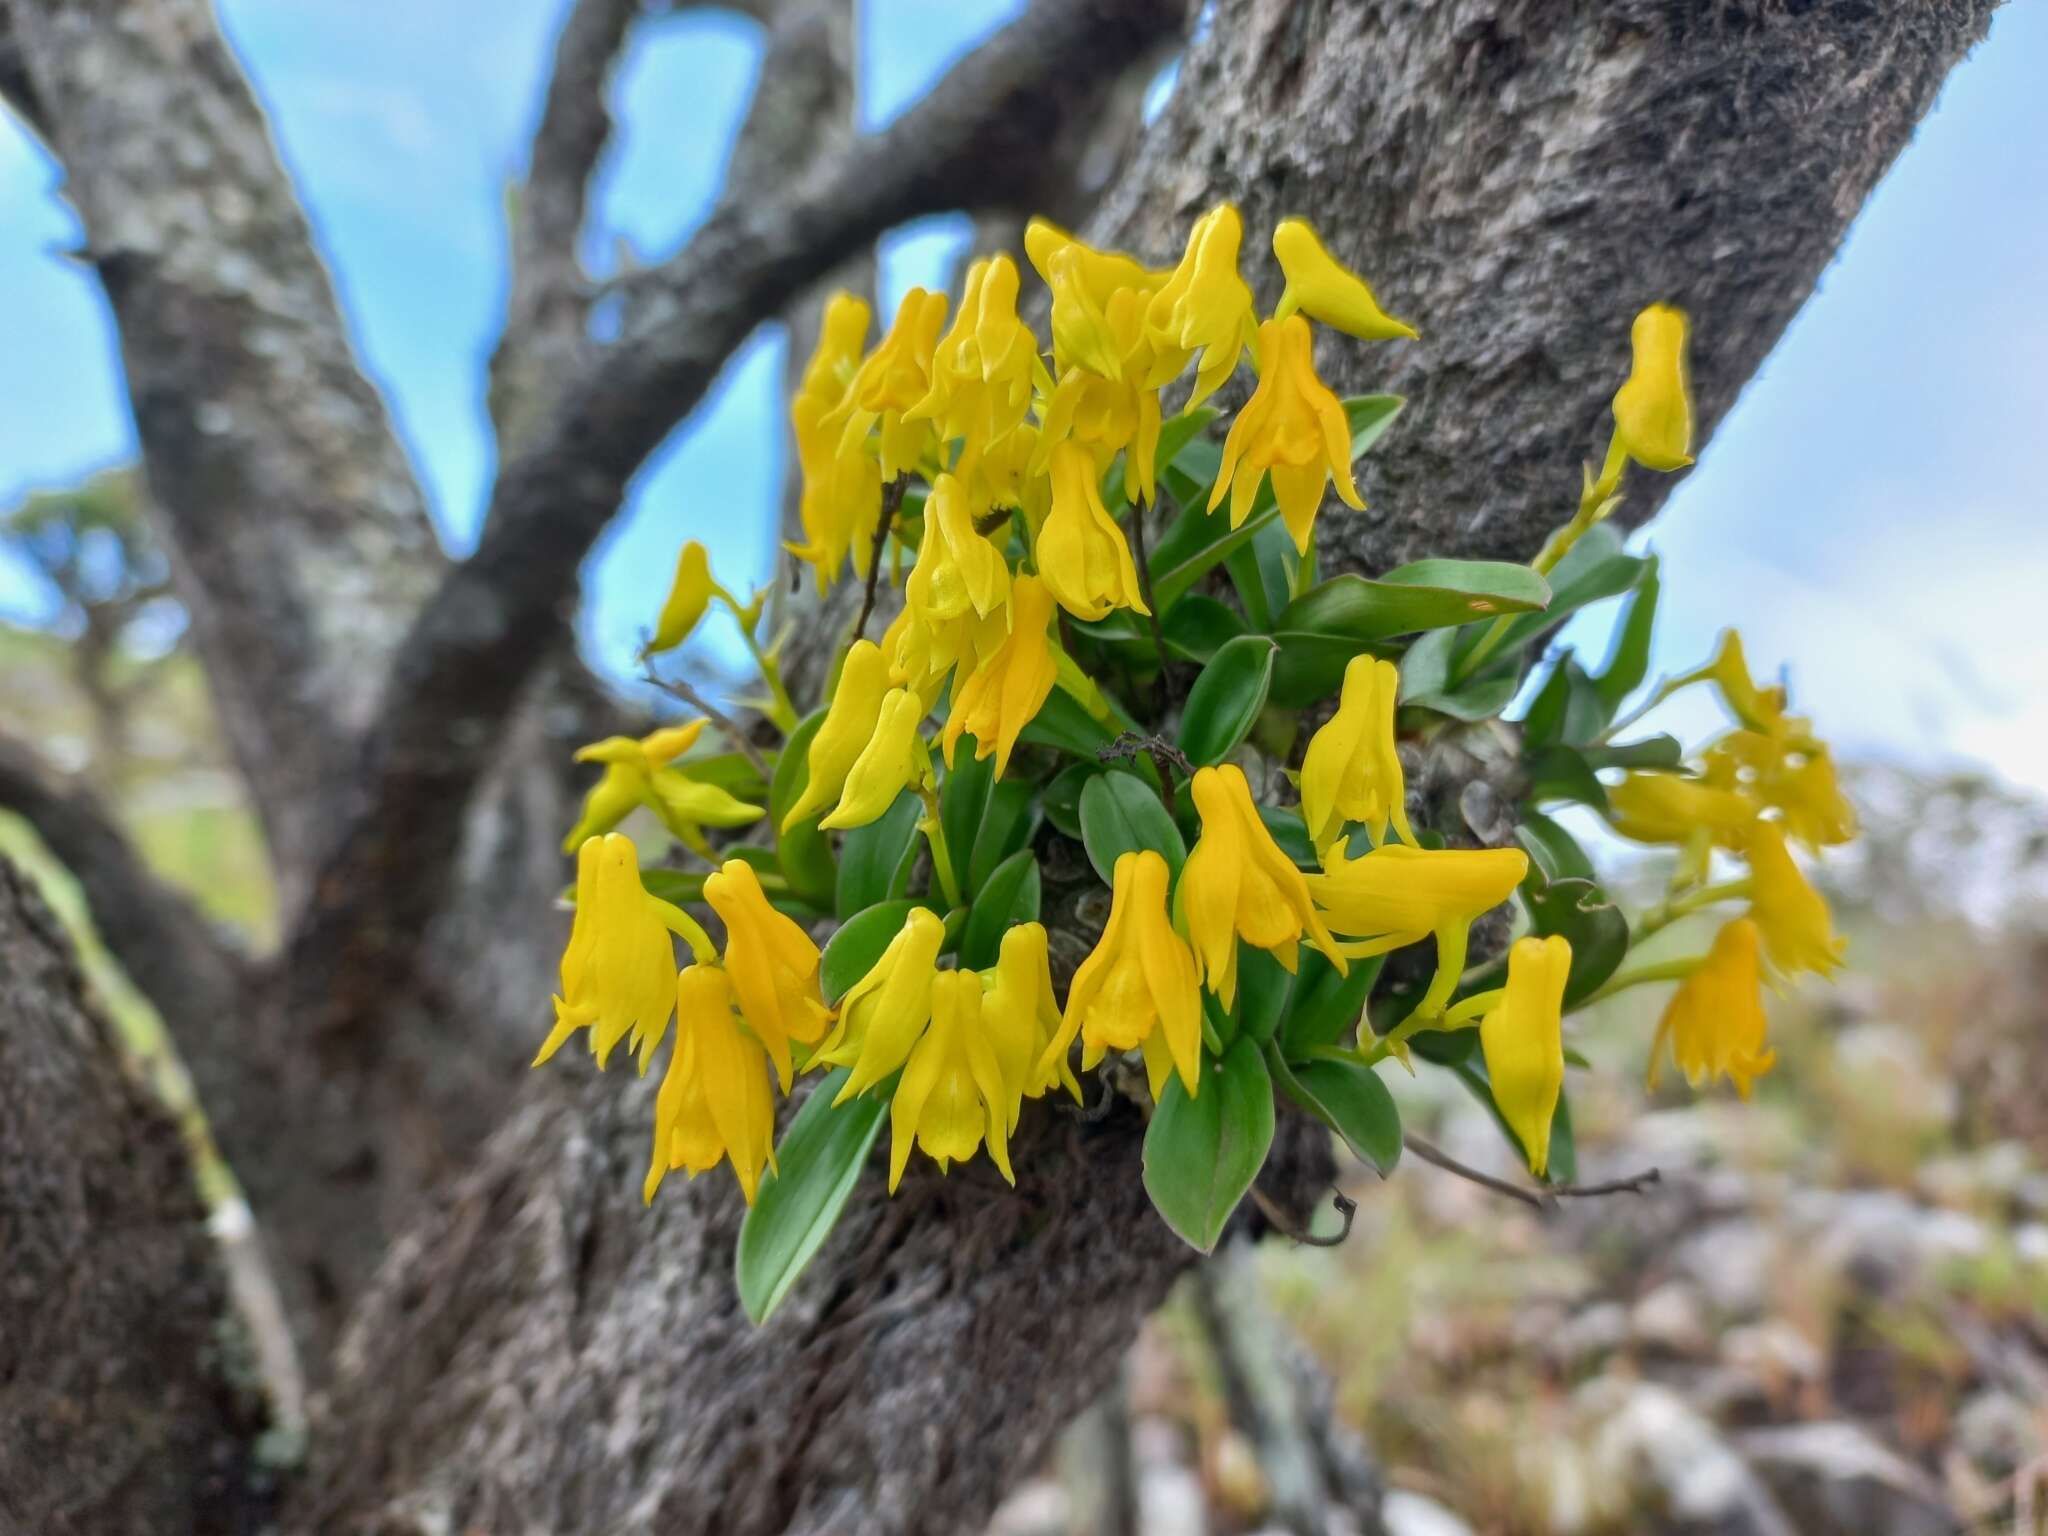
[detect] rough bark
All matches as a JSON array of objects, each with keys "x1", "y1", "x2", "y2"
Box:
[
  {"x1": 2, "y1": 0, "x2": 445, "y2": 910},
  {"x1": 309, "y1": 1067, "x2": 1336, "y2": 1536},
  {"x1": 1094, "y1": 0, "x2": 2000, "y2": 573},
  {"x1": 0, "y1": 859, "x2": 268, "y2": 1535}
]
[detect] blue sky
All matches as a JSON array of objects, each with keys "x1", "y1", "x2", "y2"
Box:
[{"x1": 2, "y1": 3, "x2": 2043, "y2": 790}]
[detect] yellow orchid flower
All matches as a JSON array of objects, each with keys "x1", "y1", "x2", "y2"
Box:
[
  {"x1": 1605, "y1": 768, "x2": 1757, "y2": 886},
  {"x1": 907, "y1": 253, "x2": 1047, "y2": 452},
  {"x1": 536, "y1": 833, "x2": 699, "y2": 1073},
  {"x1": 1649, "y1": 917, "x2": 1774, "y2": 1098},
  {"x1": 1304, "y1": 842, "x2": 1528, "y2": 1022},
  {"x1": 942, "y1": 573, "x2": 1058, "y2": 780},
  {"x1": 820, "y1": 686, "x2": 927, "y2": 832},
  {"x1": 648, "y1": 539, "x2": 725, "y2": 654},
  {"x1": 830, "y1": 286, "x2": 949, "y2": 478},
  {"x1": 904, "y1": 473, "x2": 1011, "y2": 628},
  {"x1": 1036, "y1": 355, "x2": 1163, "y2": 505},
  {"x1": 1039, "y1": 849, "x2": 1202, "y2": 1101},
  {"x1": 1611, "y1": 303, "x2": 1693, "y2": 473},
  {"x1": 982, "y1": 922, "x2": 1081, "y2": 1128},
  {"x1": 644, "y1": 963, "x2": 778, "y2": 1205},
  {"x1": 1024, "y1": 217, "x2": 1166, "y2": 380},
  {"x1": 1477, "y1": 935, "x2": 1570, "y2": 1177},
  {"x1": 1181, "y1": 764, "x2": 1347, "y2": 1009},
  {"x1": 1742, "y1": 819, "x2": 1843, "y2": 979},
  {"x1": 1272, "y1": 218, "x2": 1416, "y2": 342},
  {"x1": 1298, "y1": 655, "x2": 1412, "y2": 852},
  {"x1": 787, "y1": 293, "x2": 880, "y2": 589},
  {"x1": 816, "y1": 905, "x2": 946, "y2": 1101},
  {"x1": 1209, "y1": 315, "x2": 1364, "y2": 553},
  {"x1": 1701, "y1": 630, "x2": 1786, "y2": 734},
  {"x1": 704, "y1": 858, "x2": 829, "y2": 1090},
  {"x1": 888, "y1": 970, "x2": 1014, "y2": 1192},
  {"x1": 783, "y1": 639, "x2": 888, "y2": 832},
  {"x1": 1039, "y1": 441, "x2": 1149, "y2": 622},
  {"x1": 1145, "y1": 202, "x2": 1257, "y2": 407},
  {"x1": 561, "y1": 721, "x2": 765, "y2": 856}
]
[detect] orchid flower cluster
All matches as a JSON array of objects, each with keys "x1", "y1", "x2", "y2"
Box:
[{"x1": 532, "y1": 205, "x2": 1856, "y2": 1318}]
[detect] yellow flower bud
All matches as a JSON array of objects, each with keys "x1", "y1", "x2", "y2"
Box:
[
  {"x1": 704, "y1": 858, "x2": 829, "y2": 1090},
  {"x1": 904, "y1": 473, "x2": 1010, "y2": 625},
  {"x1": 1181, "y1": 764, "x2": 1347, "y2": 1009},
  {"x1": 1036, "y1": 360, "x2": 1163, "y2": 505},
  {"x1": 1703, "y1": 630, "x2": 1785, "y2": 734},
  {"x1": 1298, "y1": 655, "x2": 1412, "y2": 853},
  {"x1": 1742, "y1": 819, "x2": 1843, "y2": 980},
  {"x1": 943, "y1": 573, "x2": 1059, "y2": 780},
  {"x1": 888, "y1": 969, "x2": 1014, "y2": 1193},
  {"x1": 816, "y1": 905, "x2": 946, "y2": 1101},
  {"x1": 1024, "y1": 217, "x2": 1166, "y2": 380},
  {"x1": 1272, "y1": 218, "x2": 1417, "y2": 342},
  {"x1": 783, "y1": 640, "x2": 889, "y2": 832},
  {"x1": 1039, "y1": 441, "x2": 1149, "y2": 622},
  {"x1": 1146, "y1": 202, "x2": 1258, "y2": 407},
  {"x1": 1210, "y1": 315, "x2": 1364, "y2": 553},
  {"x1": 536, "y1": 833, "x2": 679, "y2": 1073},
  {"x1": 1606, "y1": 770, "x2": 1756, "y2": 847},
  {"x1": 983, "y1": 923, "x2": 1080, "y2": 1126},
  {"x1": 645, "y1": 964, "x2": 779, "y2": 1205},
  {"x1": 1611, "y1": 303, "x2": 1693, "y2": 472},
  {"x1": 1478, "y1": 935, "x2": 1570, "y2": 1178},
  {"x1": 1039, "y1": 850, "x2": 1202, "y2": 1101},
  {"x1": 820, "y1": 686, "x2": 927, "y2": 832},
  {"x1": 907, "y1": 254, "x2": 1046, "y2": 452},
  {"x1": 787, "y1": 293, "x2": 879, "y2": 590},
  {"x1": 830, "y1": 286, "x2": 949, "y2": 479},
  {"x1": 1649, "y1": 918, "x2": 1774, "y2": 1098},
  {"x1": 649, "y1": 540, "x2": 719, "y2": 654}
]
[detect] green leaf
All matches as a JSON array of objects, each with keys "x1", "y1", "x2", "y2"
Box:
[
  {"x1": 1161, "y1": 594, "x2": 1249, "y2": 664},
  {"x1": 1018, "y1": 686, "x2": 1118, "y2": 759},
  {"x1": 1275, "y1": 1053, "x2": 1402, "y2": 1175},
  {"x1": 736, "y1": 1067, "x2": 889, "y2": 1324},
  {"x1": 1478, "y1": 524, "x2": 1647, "y2": 659},
  {"x1": 1042, "y1": 761, "x2": 1097, "y2": 840},
  {"x1": 1078, "y1": 769, "x2": 1187, "y2": 885},
  {"x1": 1143, "y1": 1037, "x2": 1276, "y2": 1252},
  {"x1": 1521, "y1": 654, "x2": 1611, "y2": 750},
  {"x1": 1523, "y1": 745, "x2": 1611, "y2": 814},
  {"x1": 819, "y1": 900, "x2": 926, "y2": 1002},
  {"x1": 1223, "y1": 518, "x2": 1295, "y2": 632},
  {"x1": 1516, "y1": 836, "x2": 1629, "y2": 1006},
  {"x1": 638, "y1": 867, "x2": 707, "y2": 906},
  {"x1": 939, "y1": 737, "x2": 994, "y2": 896},
  {"x1": 1279, "y1": 949, "x2": 1385, "y2": 1058},
  {"x1": 1341, "y1": 392, "x2": 1406, "y2": 458},
  {"x1": 967, "y1": 778, "x2": 1041, "y2": 892},
  {"x1": 1256, "y1": 805, "x2": 1315, "y2": 868},
  {"x1": 959, "y1": 849, "x2": 1041, "y2": 970},
  {"x1": 1517, "y1": 808, "x2": 1598, "y2": 883},
  {"x1": 1581, "y1": 735, "x2": 1682, "y2": 771},
  {"x1": 1235, "y1": 946, "x2": 1295, "y2": 1045},
  {"x1": 1154, "y1": 405, "x2": 1219, "y2": 481},
  {"x1": 1272, "y1": 562, "x2": 1552, "y2": 706},
  {"x1": 1398, "y1": 627, "x2": 1521, "y2": 720},
  {"x1": 834, "y1": 789, "x2": 923, "y2": 919},
  {"x1": 1178, "y1": 635, "x2": 1278, "y2": 767},
  {"x1": 1594, "y1": 552, "x2": 1660, "y2": 710},
  {"x1": 768, "y1": 710, "x2": 837, "y2": 907}
]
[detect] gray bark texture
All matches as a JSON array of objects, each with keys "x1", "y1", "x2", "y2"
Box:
[
  {"x1": 0, "y1": 0, "x2": 2000, "y2": 1531},
  {"x1": 0, "y1": 860, "x2": 267, "y2": 1536}
]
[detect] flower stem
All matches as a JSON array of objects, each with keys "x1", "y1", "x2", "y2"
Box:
[
  {"x1": 915, "y1": 751, "x2": 964, "y2": 910},
  {"x1": 1579, "y1": 955, "x2": 1704, "y2": 1009},
  {"x1": 1633, "y1": 877, "x2": 1753, "y2": 942}
]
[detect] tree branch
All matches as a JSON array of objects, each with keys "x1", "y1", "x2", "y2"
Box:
[
  {"x1": 488, "y1": 0, "x2": 645, "y2": 452},
  {"x1": 292, "y1": 0, "x2": 1184, "y2": 1028},
  {"x1": 4, "y1": 0, "x2": 446, "y2": 907}
]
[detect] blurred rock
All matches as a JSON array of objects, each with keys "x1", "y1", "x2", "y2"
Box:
[
  {"x1": 1720, "y1": 1320, "x2": 1824, "y2": 1395},
  {"x1": 1951, "y1": 1389, "x2": 2045, "y2": 1483},
  {"x1": 1792, "y1": 1189, "x2": 1989, "y2": 1297},
  {"x1": 1832, "y1": 1023, "x2": 1957, "y2": 1133},
  {"x1": 986, "y1": 1480, "x2": 1069, "y2": 1536},
  {"x1": 1673, "y1": 1221, "x2": 1777, "y2": 1319},
  {"x1": 1631, "y1": 1280, "x2": 1710, "y2": 1357},
  {"x1": 1735, "y1": 1421, "x2": 1956, "y2": 1536},
  {"x1": 1547, "y1": 1301, "x2": 1630, "y2": 1371},
  {"x1": 1584, "y1": 1381, "x2": 1795, "y2": 1536},
  {"x1": 1381, "y1": 1489, "x2": 1476, "y2": 1536}
]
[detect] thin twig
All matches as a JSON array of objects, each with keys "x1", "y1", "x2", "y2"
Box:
[
  {"x1": 1402, "y1": 1132, "x2": 1662, "y2": 1213},
  {"x1": 641, "y1": 668, "x2": 772, "y2": 781},
  {"x1": 1097, "y1": 730, "x2": 1191, "y2": 815},
  {"x1": 1250, "y1": 1188, "x2": 1358, "y2": 1248},
  {"x1": 853, "y1": 478, "x2": 907, "y2": 641}
]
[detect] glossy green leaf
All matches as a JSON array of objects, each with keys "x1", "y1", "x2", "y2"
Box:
[
  {"x1": 939, "y1": 736, "x2": 994, "y2": 895},
  {"x1": 1178, "y1": 635, "x2": 1278, "y2": 767},
  {"x1": 1451, "y1": 1056, "x2": 1577, "y2": 1185},
  {"x1": 1143, "y1": 1037, "x2": 1276, "y2": 1253},
  {"x1": 967, "y1": 778, "x2": 1041, "y2": 892},
  {"x1": 1161, "y1": 594, "x2": 1250, "y2": 664},
  {"x1": 1581, "y1": 735, "x2": 1683, "y2": 771},
  {"x1": 767, "y1": 709, "x2": 837, "y2": 906},
  {"x1": 1595, "y1": 552, "x2": 1660, "y2": 709},
  {"x1": 834, "y1": 788, "x2": 923, "y2": 919},
  {"x1": 1256, "y1": 805, "x2": 1315, "y2": 868},
  {"x1": 819, "y1": 899, "x2": 925, "y2": 1001},
  {"x1": 1521, "y1": 654, "x2": 1610, "y2": 750},
  {"x1": 1042, "y1": 761, "x2": 1097, "y2": 839},
  {"x1": 1478, "y1": 524, "x2": 1647, "y2": 658},
  {"x1": 1275, "y1": 1053, "x2": 1402, "y2": 1175},
  {"x1": 1078, "y1": 769, "x2": 1186, "y2": 885},
  {"x1": 1018, "y1": 685, "x2": 1119, "y2": 759},
  {"x1": 1523, "y1": 746, "x2": 1611, "y2": 814},
  {"x1": 1398, "y1": 627, "x2": 1521, "y2": 720},
  {"x1": 736, "y1": 1067, "x2": 889, "y2": 1324},
  {"x1": 1279, "y1": 950, "x2": 1385, "y2": 1058},
  {"x1": 1235, "y1": 945, "x2": 1295, "y2": 1045},
  {"x1": 638, "y1": 867, "x2": 706, "y2": 907},
  {"x1": 1517, "y1": 808, "x2": 1598, "y2": 883},
  {"x1": 1516, "y1": 841, "x2": 1629, "y2": 1007},
  {"x1": 1223, "y1": 518, "x2": 1295, "y2": 632},
  {"x1": 959, "y1": 849, "x2": 1041, "y2": 970}
]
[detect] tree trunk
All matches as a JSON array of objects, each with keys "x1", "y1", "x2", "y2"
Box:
[
  {"x1": 0, "y1": 860, "x2": 268, "y2": 1536},
  {"x1": 0, "y1": 0, "x2": 2000, "y2": 1531}
]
